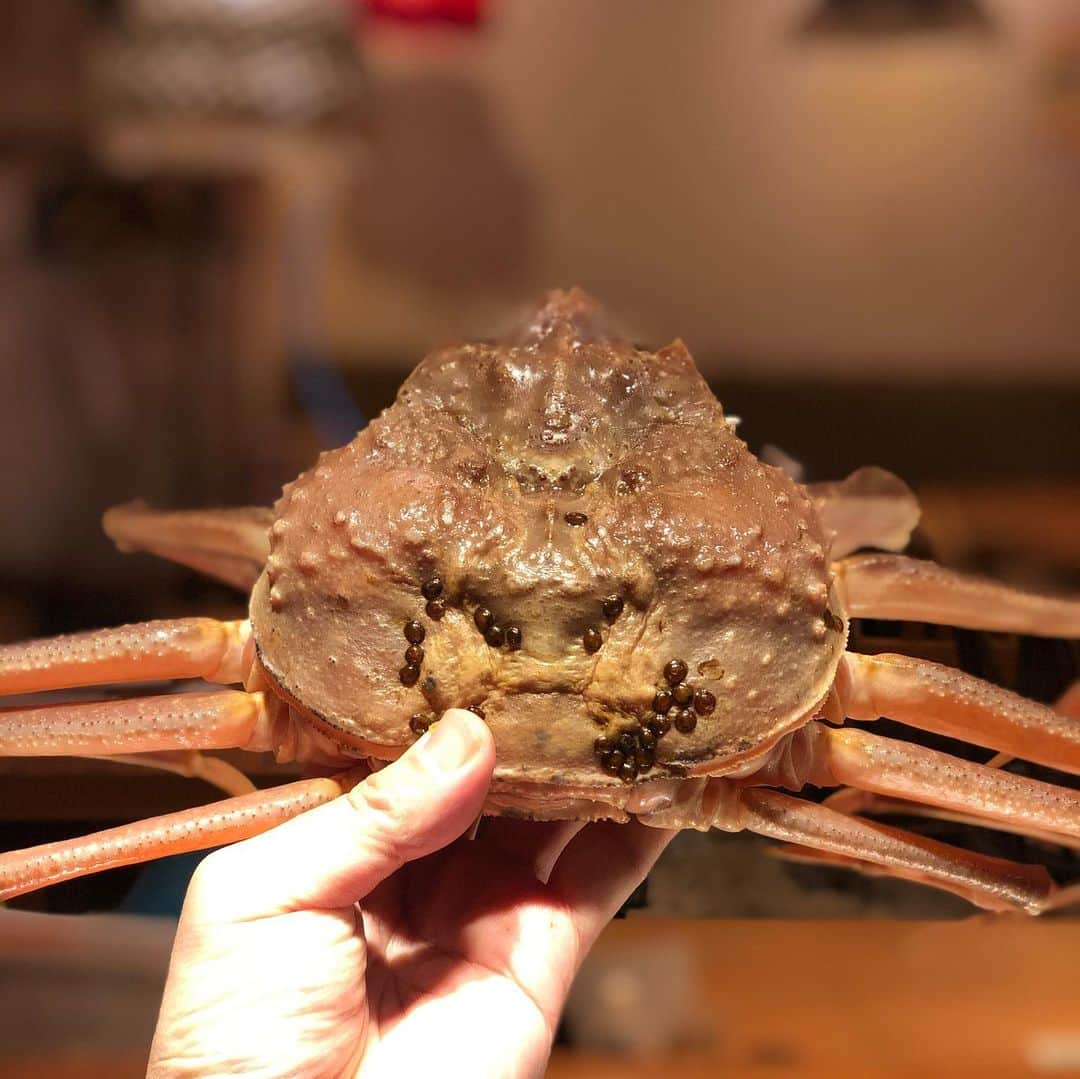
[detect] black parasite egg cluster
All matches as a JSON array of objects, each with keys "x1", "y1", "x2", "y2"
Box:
[
  {"x1": 583, "y1": 592, "x2": 624, "y2": 655},
  {"x1": 399, "y1": 619, "x2": 425, "y2": 686},
  {"x1": 601, "y1": 595, "x2": 624, "y2": 621},
  {"x1": 410, "y1": 710, "x2": 435, "y2": 734},
  {"x1": 593, "y1": 722, "x2": 656, "y2": 783},
  {"x1": 422, "y1": 575, "x2": 447, "y2": 620},
  {"x1": 402, "y1": 575, "x2": 524, "y2": 732},
  {"x1": 592, "y1": 656, "x2": 717, "y2": 781},
  {"x1": 473, "y1": 606, "x2": 523, "y2": 652},
  {"x1": 411, "y1": 702, "x2": 483, "y2": 735},
  {"x1": 400, "y1": 576, "x2": 445, "y2": 689}
]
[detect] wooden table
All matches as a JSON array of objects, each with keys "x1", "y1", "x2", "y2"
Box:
[
  {"x1": 551, "y1": 917, "x2": 1080, "y2": 1078},
  {"x1": 5, "y1": 916, "x2": 1080, "y2": 1077}
]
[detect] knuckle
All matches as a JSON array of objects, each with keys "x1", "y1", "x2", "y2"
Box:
[
  {"x1": 189, "y1": 847, "x2": 225, "y2": 888},
  {"x1": 184, "y1": 847, "x2": 232, "y2": 906},
  {"x1": 348, "y1": 769, "x2": 420, "y2": 862}
]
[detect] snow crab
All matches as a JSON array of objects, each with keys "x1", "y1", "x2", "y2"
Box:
[{"x1": 3, "y1": 288, "x2": 1080, "y2": 913}]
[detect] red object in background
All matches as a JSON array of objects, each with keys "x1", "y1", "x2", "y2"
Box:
[{"x1": 362, "y1": 0, "x2": 485, "y2": 25}]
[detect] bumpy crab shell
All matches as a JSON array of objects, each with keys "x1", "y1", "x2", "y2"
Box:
[{"x1": 251, "y1": 289, "x2": 845, "y2": 815}]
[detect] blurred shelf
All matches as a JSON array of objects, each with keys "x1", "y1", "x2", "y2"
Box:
[
  {"x1": 93, "y1": 118, "x2": 364, "y2": 184},
  {"x1": 89, "y1": 117, "x2": 367, "y2": 497}
]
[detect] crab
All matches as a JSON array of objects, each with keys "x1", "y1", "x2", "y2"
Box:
[{"x1": 3, "y1": 288, "x2": 1080, "y2": 914}]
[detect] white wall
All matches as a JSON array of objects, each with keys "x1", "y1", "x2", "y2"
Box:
[{"x1": 326, "y1": 0, "x2": 1080, "y2": 380}]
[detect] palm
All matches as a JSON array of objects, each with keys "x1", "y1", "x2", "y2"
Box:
[
  {"x1": 149, "y1": 715, "x2": 670, "y2": 1079},
  {"x1": 359, "y1": 824, "x2": 577, "y2": 1078}
]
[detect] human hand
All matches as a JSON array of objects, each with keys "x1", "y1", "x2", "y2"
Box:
[{"x1": 148, "y1": 709, "x2": 673, "y2": 1078}]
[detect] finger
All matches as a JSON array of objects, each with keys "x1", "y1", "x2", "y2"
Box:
[
  {"x1": 548, "y1": 819, "x2": 676, "y2": 951},
  {"x1": 417, "y1": 820, "x2": 674, "y2": 1031},
  {"x1": 477, "y1": 818, "x2": 585, "y2": 883},
  {"x1": 186, "y1": 709, "x2": 496, "y2": 922}
]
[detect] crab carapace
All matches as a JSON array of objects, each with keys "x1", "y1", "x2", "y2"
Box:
[{"x1": 2, "y1": 288, "x2": 1080, "y2": 914}]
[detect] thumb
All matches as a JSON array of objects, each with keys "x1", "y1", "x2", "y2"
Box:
[{"x1": 187, "y1": 709, "x2": 496, "y2": 922}]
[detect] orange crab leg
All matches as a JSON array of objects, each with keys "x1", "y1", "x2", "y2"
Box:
[
  {"x1": 735, "y1": 788, "x2": 1053, "y2": 914},
  {"x1": 762, "y1": 833, "x2": 1056, "y2": 912},
  {"x1": 804, "y1": 725, "x2": 1080, "y2": 844},
  {"x1": 0, "y1": 776, "x2": 348, "y2": 902},
  {"x1": 0, "y1": 690, "x2": 273, "y2": 757},
  {"x1": 839, "y1": 651, "x2": 1080, "y2": 776},
  {"x1": 822, "y1": 787, "x2": 1080, "y2": 852},
  {"x1": 103, "y1": 502, "x2": 272, "y2": 591},
  {"x1": 1060, "y1": 680, "x2": 1080, "y2": 720},
  {"x1": 774, "y1": 841, "x2": 1080, "y2": 913},
  {"x1": 832, "y1": 553, "x2": 1080, "y2": 637},
  {"x1": 0, "y1": 618, "x2": 251, "y2": 696},
  {"x1": 82, "y1": 751, "x2": 258, "y2": 798}
]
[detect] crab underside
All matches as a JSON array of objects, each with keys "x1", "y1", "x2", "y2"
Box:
[{"x1": 1, "y1": 289, "x2": 1080, "y2": 915}]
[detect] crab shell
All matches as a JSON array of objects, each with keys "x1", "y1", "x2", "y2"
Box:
[{"x1": 251, "y1": 289, "x2": 846, "y2": 819}]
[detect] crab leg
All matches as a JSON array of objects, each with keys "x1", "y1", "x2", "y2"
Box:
[
  {"x1": 807, "y1": 467, "x2": 920, "y2": 560},
  {"x1": 0, "y1": 618, "x2": 251, "y2": 696},
  {"x1": 764, "y1": 837, "x2": 1058, "y2": 910},
  {"x1": 0, "y1": 776, "x2": 348, "y2": 902},
  {"x1": 795, "y1": 724, "x2": 1080, "y2": 844},
  {"x1": 839, "y1": 652, "x2": 1080, "y2": 775},
  {"x1": 103, "y1": 502, "x2": 272, "y2": 591},
  {"x1": 0, "y1": 690, "x2": 274, "y2": 757},
  {"x1": 832, "y1": 553, "x2": 1080, "y2": 637},
  {"x1": 774, "y1": 842, "x2": 1080, "y2": 912},
  {"x1": 822, "y1": 788, "x2": 1080, "y2": 852},
  {"x1": 735, "y1": 788, "x2": 1053, "y2": 913},
  {"x1": 1060, "y1": 680, "x2": 1080, "y2": 720},
  {"x1": 84, "y1": 751, "x2": 258, "y2": 798}
]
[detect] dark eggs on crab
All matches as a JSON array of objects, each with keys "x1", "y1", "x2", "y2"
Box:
[{"x1": 252, "y1": 289, "x2": 843, "y2": 807}]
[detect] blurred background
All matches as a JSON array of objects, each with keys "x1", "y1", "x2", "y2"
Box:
[{"x1": 0, "y1": 0, "x2": 1079, "y2": 1075}]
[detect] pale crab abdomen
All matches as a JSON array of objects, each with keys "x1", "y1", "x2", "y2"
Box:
[{"x1": 251, "y1": 290, "x2": 844, "y2": 799}]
